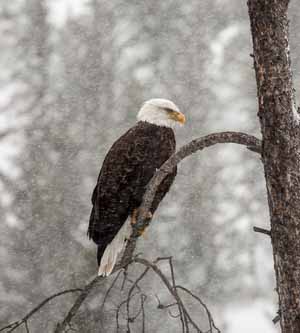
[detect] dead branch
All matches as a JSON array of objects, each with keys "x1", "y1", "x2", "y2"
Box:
[
  {"x1": 54, "y1": 278, "x2": 104, "y2": 333},
  {"x1": 175, "y1": 285, "x2": 221, "y2": 333},
  {"x1": 0, "y1": 288, "x2": 82, "y2": 333},
  {"x1": 5, "y1": 131, "x2": 259, "y2": 333},
  {"x1": 140, "y1": 294, "x2": 146, "y2": 333},
  {"x1": 101, "y1": 257, "x2": 219, "y2": 333},
  {"x1": 116, "y1": 291, "x2": 140, "y2": 332},
  {"x1": 122, "y1": 131, "x2": 261, "y2": 257},
  {"x1": 253, "y1": 226, "x2": 271, "y2": 236},
  {"x1": 100, "y1": 269, "x2": 123, "y2": 312},
  {"x1": 126, "y1": 266, "x2": 149, "y2": 331},
  {"x1": 133, "y1": 257, "x2": 203, "y2": 332},
  {"x1": 111, "y1": 133, "x2": 260, "y2": 297},
  {"x1": 154, "y1": 256, "x2": 186, "y2": 331},
  {"x1": 125, "y1": 257, "x2": 221, "y2": 333}
]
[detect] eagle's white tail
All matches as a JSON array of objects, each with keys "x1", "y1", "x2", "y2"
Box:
[{"x1": 98, "y1": 219, "x2": 132, "y2": 276}]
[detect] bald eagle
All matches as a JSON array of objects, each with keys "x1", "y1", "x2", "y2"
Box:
[{"x1": 88, "y1": 98, "x2": 185, "y2": 276}]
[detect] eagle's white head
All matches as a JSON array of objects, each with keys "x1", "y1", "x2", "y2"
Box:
[{"x1": 137, "y1": 98, "x2": 186, "y2": 128}]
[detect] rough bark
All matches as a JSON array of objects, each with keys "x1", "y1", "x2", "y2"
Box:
[{"x1": 248, "y1": 1, "x2": 300, "y2": 332}]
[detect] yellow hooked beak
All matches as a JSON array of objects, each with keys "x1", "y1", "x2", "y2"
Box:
[{"x1": 173, "y1": 111, "x2": 186, "y2": 124}]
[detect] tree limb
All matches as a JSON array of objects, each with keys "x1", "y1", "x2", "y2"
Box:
[
  {"x1": 122, "y1": 131, "x2": 261, "y2": 258},
  {"x1": 53, "y1": 131, "x2": 260, "y2": 332},
  {"x1": 132, "y1": 257, "x2": 220, "y2": 332},
  {"x1": 54, "y1": 278, "x2": 103, "y2": 332},
  {"x1": 253, "y1": 226, "x2": 271, "y2": 236},
  {"x1": 0, "y1": 289, "x2": 82, "y2": 333}
]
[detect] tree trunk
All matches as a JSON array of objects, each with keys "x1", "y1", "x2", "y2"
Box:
[{"x1": 248, "y1": 1, "x2": 300, "y2": 332}]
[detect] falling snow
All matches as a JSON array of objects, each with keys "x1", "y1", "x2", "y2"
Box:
[{"x1": 1, "y1": 1, "x2": 299, "y2": 332}]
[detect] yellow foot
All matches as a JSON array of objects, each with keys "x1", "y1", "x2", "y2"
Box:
[
  {"x1": 131, "y1": 209, "x2": 152, "y2": 225},
  {"x1": 130, "y1": 208, "x2": 138, "y2": 225},
  {"x1": 146, "y1": 211, "x2": 153, "y2": 220},
  {"x1": 138, "y1": 226, "x2": 148, "y2": 239}
]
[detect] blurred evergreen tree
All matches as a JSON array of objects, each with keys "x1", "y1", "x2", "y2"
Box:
[{"x1": 1, "y1": 0, "x2": 291, "y2": 331}]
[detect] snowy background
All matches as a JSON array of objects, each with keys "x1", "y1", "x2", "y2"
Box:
[{"x1": 1, "y1": 0, "x2": 300, "y2": 332}]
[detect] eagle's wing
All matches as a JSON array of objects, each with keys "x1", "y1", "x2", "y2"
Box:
[
  {"x1": 88, "y1": 123, "x2": 176, "y2": 271},
  {"x1": 87, "y1": 125, "x2": 156, "y2": 244}
]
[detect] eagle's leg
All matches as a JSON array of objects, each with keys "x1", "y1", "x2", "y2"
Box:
[
  {"x1": 130, "y1": 208, "x2": 138, "y2": 225},
  {"x1": 131, "y1": 209, "x2": 153, "y2": 238},
  {"x1": 131, "y1": 209, "x2": 153, "y2": 237},
  {"x1": 146, "y1": 211, "x2": 153, "y2": 220},
  {"x1": 131, "y1": 209, "x2": 153, "y2": 224}
]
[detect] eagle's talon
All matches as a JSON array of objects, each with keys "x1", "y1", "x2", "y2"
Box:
[
  {"x1": 146, "y1": 212, "x2": 153, "y2": 220},
  {"x1": 138, "y1": 227, "x2": 148, "y2": 237},
  {"x1": 130, "y1": 208, "x2": 138, "y2": 225}
]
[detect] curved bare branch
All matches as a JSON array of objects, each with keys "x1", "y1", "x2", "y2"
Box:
[
  {"x1": 121, "y1": 131, "x2": 261, "y2": 263},
  {"x1": 53, "y1": 131, "x2": 261, "y2": 332},
  {"x1": 0, "y1": 289, "x2": 82, "y2": 333}
]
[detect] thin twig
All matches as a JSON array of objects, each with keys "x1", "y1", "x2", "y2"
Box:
[
  {"x1": 0, "y1": 289, "x2": 82, "y2": 333},
  {"x1": 157, "y1": 256, "x2": 187, "y2": 332},
  {"x1": 24, "y1": 321, "x2": 29, "y2": 333},
  {"x1": 175, "y1": 285, "x2": 221, "y2": 333},
  {"x1": 168, "y1": 257, "x2": 187, "y2": 331},
  {"x1": 100, "y1": 269, "x2": 123, "y2": 312},
  {"x1": 126, "y1": 267, "x2": 149, "y2": 331},
  {"x1": 129, "y1": 294, "x2": 147, "y2": 323},
  {"x1": 116, "y1": 292, "x2": 140, "y2": 332},
  {"x1": 133, "y1": 258, "x2": 204, "y2": 332},
  {"x1": 141, "y1": 294, "x2": 146, "y2": 333},
  {"x1": 155, "y1": 296, "x2": 177, "y2": 310},
  {"x1": 253, "y1": 226, "x2": 271, "y2": 236},
  {"x1": 121, "y1": 268, "x2": 128, "y2": 291}
]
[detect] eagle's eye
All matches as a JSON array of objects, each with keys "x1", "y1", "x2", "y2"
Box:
[{"x1": 163, "y1": 107, "x2": 174, "y2": 113}]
